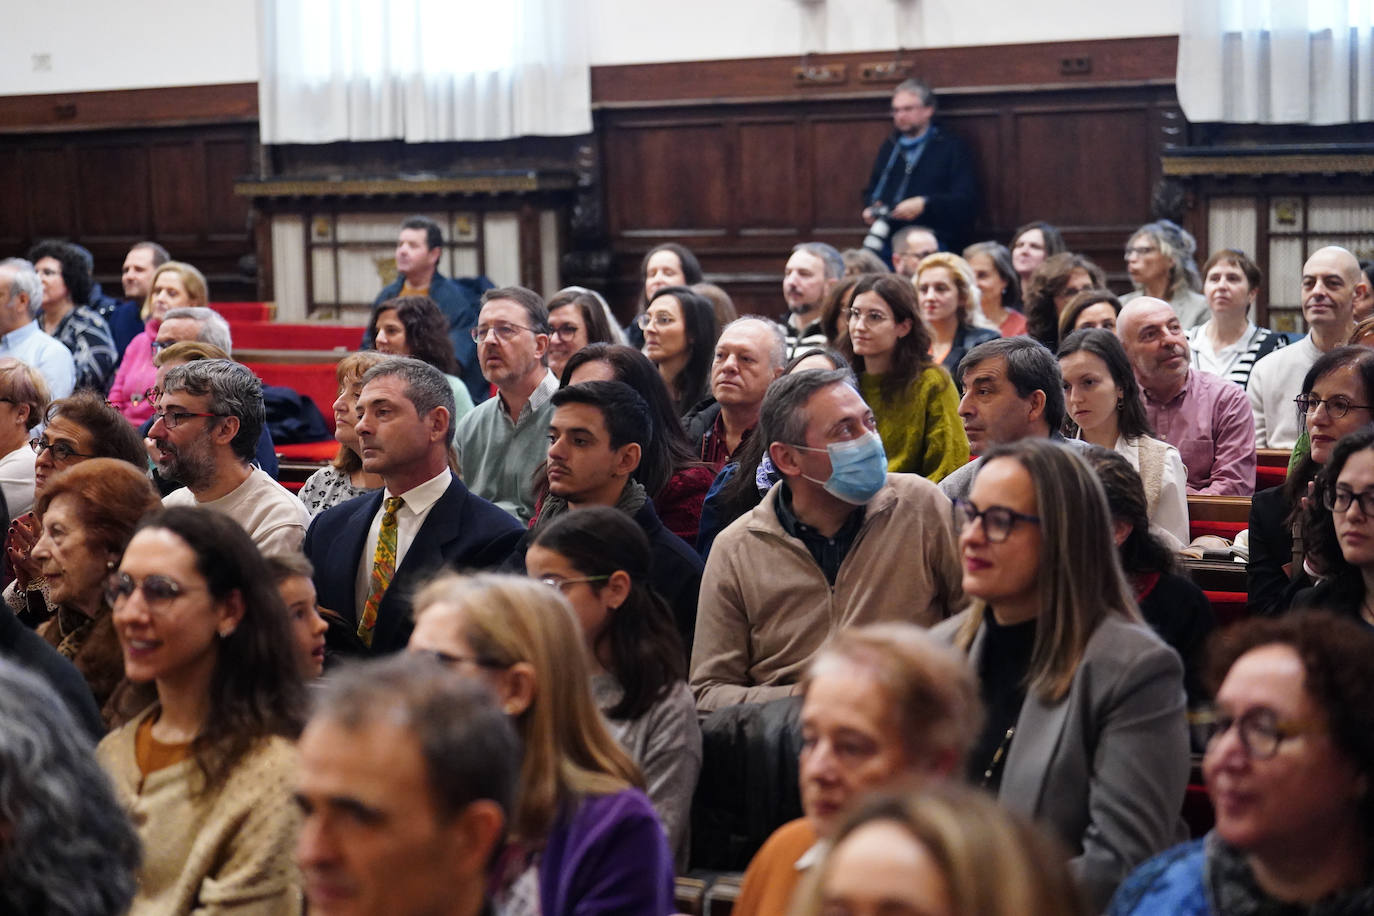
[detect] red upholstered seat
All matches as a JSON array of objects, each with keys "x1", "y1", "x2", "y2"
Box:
[
  {"x1": 1189, "y1": 520, "x2": 1247, "y2": 542},
  {"x1": 1255, "y1": 464, "x2": 1287, "y2": 490},
  {"x1": 1203, "y1": 590, "x2": 1248, "y2": 627},
  {"x1": 242, "y1": 361, "x2": 340, "y2": 433},
  {"x1": 230, "y1": 321, "x2": 365, "y2": 351},
  {"x1": 210, "y1": 302, "x2": 272, "y2": 321},
  {"x1": 276, "y1": 440, "x2": 339, "y2": 462}
]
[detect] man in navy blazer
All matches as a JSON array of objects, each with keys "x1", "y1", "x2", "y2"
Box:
[{"x1": 305, "y1": 357, "x2": 522, "y2": 655}]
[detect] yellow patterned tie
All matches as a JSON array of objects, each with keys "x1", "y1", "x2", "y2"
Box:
[{"x1": 359, "y1": 496, "x2": 404, "y2": 647}]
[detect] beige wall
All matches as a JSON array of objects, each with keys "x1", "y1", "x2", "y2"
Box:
[{"x1": 2, "y1": 0, "x2": 1181, "y2": 96}]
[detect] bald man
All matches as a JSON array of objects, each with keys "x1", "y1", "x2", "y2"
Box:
[
  {"x1": 1248, "y1": 246, "x2": 1368, "y2": 449},
  {"x1": 1118, "y1": 297, "x2": 1255, "y2": 495}
]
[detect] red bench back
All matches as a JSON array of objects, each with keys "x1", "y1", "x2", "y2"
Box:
[
  {"x1": 230, "y1": 322, "x2": 365, "y2": 352},
  {"x1": 243, "y1": 361, "x2": 341, "y2": 433}
]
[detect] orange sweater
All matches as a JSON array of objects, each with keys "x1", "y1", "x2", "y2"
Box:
[{"x1": 732, "y1": 818, "x2": 820, "y2": 916}]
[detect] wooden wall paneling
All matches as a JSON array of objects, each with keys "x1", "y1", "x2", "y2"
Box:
[
  {"x1": 203, "y1": 136, "x2": 254, "y2": 239},
  {"x1": 148, "y1": 139, "x2": 207, "y2": 241},
  {"x1": 24, "y1": 145, "x2": 78, "y2": 240},
  {"x1": 737, "y1": 118, "x2": 801, "y2": 233},
  {"x1": 808, "y1": 113, "x2": 891, "y2": 234},
  {"x1": 75, "y1": 141, "x2": 150, "y2": 240},
  {"x1": 1013, "y1": 105, "x2": 1153, "y2": 227},
  {"x1": 0, "y1": 148, "x2": 25, "y2": 250},
  {"x1": 603, "y1": 117, "x2": 731, "y2": 237},
  {"x1": 0, "y1": 84, "x2": 258, "y2": 134},
  {"x1": 936, "y1": 110, "x2": 1004, "y2": 232}
]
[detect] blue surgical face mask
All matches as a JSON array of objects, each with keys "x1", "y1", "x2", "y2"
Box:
[{"x1": 793, "y1": 430, "x2": 889, "y2": 505}]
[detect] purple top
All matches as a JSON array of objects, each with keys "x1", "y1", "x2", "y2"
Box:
[
  {"x1": 1143, "y1": 368, "x2": 1256, "y2": 496},
  {"x1": 540, "y1": 788, "x2": 675, "y2": 916}
]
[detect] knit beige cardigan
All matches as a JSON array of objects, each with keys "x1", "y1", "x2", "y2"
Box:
[{"x1": 97, "y1": 707, "x2": 302, "y2": 915}]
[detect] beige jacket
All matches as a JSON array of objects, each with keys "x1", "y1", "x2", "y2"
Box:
[
  {"x1": 97, "y1": 709, "x2": 302, "y2": 916},
  {"x1": 690, "y1": 474, "x2": 964, "y2": 712}
]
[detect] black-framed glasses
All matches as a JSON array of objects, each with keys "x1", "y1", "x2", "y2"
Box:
[
  {"x1": 1295, "y1": 394, "x2": 1372, "y2": 420},
  {"x1": 537, "y1": 574, "x2": 611, "y2": 593},
  {"x1": 30, "y1": 437, "x2": 95, "y2": 463},
  {"x1": 470, "y1": 322, "x2": 537, "y2": 343},
  {"x1": 151, "y1": 409, "x2": 227, "y2": 429},
  {"x1": 549, "y1": 323, "x2": 583, "y2": 342},
  {"x1": 412, "y1": 648, "x2": 509, "y2": 670},
  {"x1": 1190, "y1": 706, "x2": 1322, "y2": 761},
  {"x1": 104, "y1": 571, "x2": 204, "y2": 609},
  {"x1": 1323, "y1": 486, "x2": 1374, "y2": 516},
  {"x1": 952, "y1": 497, "x2": 1040, "y2": 543}
]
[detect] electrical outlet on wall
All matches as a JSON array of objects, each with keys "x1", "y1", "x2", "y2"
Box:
[{"x1": 32, "y1": 53, "x2": 52, "y2": 72}]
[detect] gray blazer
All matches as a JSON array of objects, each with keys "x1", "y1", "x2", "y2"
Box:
[{"x1": 933, "y1": 610, "x2": 1190, "y2": 912}]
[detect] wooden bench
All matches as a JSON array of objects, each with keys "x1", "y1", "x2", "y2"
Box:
[
  {"x1": 1256, "y1": 447, "x2": 1290, "y2": 490},
  {"x1": 1187, "y1": 494, "x2": 1251, "y2": 542}
]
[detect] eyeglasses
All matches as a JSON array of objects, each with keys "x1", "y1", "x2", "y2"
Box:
[
  {"x1": 848, "y1": 307, "x2": 893, "y2": 327},
  {"x1": 104, "y1": 571, "x2": 204, "y2": 609},
  {"x1": 1323, "y1": 486, "x2": 1374, "y2": 515},
  {"x1": 1295, "y1": 394, "x2": 1372, "y2": 420},
  {"x1": 1191, "y1": 706, "x2": 1322, "y2": 761},
  {"x1": 952, "y1": 497, "x2": 1041, "y2": 543},
  {"x1": 636, "y1": 312, "x2": 679, "y2": 330},
  {"x1": 412, "y1": 648, "x2": 508, "y2": 670},
  {"x1": 140, "y1": 386, "x2": 160, "y2": 405},
  {"x1": 470, "y1": 322, "x2": 538, "y2": 343},
  {"x1": 151, "y1": 339, "x2": 176, "y2": 351},
  {"x1": 30, "y1": 437, "x2": 95, "y2": 463},
  {"x1": 1124, "y1": 246, "x2": 1158, "y2": 259},
  {"x1": 549, "y1": 323, "x2": 583, "y2": 342},
  {"x1": 537, "y1": 574, "x2": 611, "y2": 593},
  {"x1": 151, "y1": 409, "x2": 227, "y2": 429}
]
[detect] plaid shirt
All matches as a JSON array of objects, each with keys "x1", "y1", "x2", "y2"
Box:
[{"x1": 45, "y1": 307, "x2": 117, "y2": 393}]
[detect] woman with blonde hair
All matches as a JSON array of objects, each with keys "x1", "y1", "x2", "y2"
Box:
[
  {"x1": 0, "y1": 357, "x2": 49, "y2": 518},
  {"x1": 934, "y1": 438, "x2": 1189, "y2": 911},
  {"x1": 107, "y1": 261, "x2": 208, "y2": 424},
  {"x1": 792, "y1": 782, "x2": 1088, "y2": 916},
  {"x1": 408, "y1": 572, "x2": 675, "y2": 916},
  {"x1": 914, "y1": 252, "x2": 999, "y2": 381},
  {"x1": 298, "y1": 351, "x2": 388, "y2": 516},
  {"x1": 843, "y1": 273, "x2": 968, "y2": 480}
]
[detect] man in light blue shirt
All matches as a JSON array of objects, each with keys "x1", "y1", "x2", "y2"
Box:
[{"x1": 0, "y1": 260, "x2": 74, "y2": 400}]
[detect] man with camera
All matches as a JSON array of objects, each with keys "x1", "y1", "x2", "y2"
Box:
[{"x1": 861, "y1": 79, "x2": 979, "y2": 258}]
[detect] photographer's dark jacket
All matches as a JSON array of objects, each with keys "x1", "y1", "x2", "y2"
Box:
[{"x1": 863, "y1": 125, "x2": 979, "y2": 252}]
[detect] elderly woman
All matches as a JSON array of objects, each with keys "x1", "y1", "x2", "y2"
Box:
[
  {"x1": 1010, "y1": 221, "x2": 1067, "y2": 288},
  {"x1": 964, "y1": 241, "x2": 1027, "y2": 337},
  {"x1": 845, "y1": 273, "x2": 969, "y2": 480},
  {"x1": 28, "y1": 239, "x2": 116, "y2": 393},
  {"x1": 732, "y1": 624, "x2": 981, "y2": 916},
  {"x1": 101, "y1": 507, "x2": 305, "y2": 913},
  {"x1": 1059, "y1": 328, "x2": 1190, "y2": 547},
  {"x1": 1248, "y1": 348, "x2": 1374, "y2": 616},
  {"x1": 935, "y1": 439, "x2": 1189, "y2": 911},
  {"x1": 5, "y1": 392, "x2": 149, "y2": 627},
  {"x1": 107, "y1": 261, "x2": 208, "y2": 424},
  {"x1": 30, "y1": 458, "x2": 162, "y2": 727},
  {"x1": 1121, "y1": 220, "x2": 1208, "y2": 330},
  {"x1": 1186, "y1": 249, "x2": 1287, "y2": 389},
  {"x1": 0, "y1": 358, "x2": 49, "y2": 518},
  {"x1": 1024, "y1": 253, "x2": 1106, "y2": 351},
  {"x1": 298, "y1": 351, "x2": 388, "y2": 516},
  {"x1": 793, "y1": 783, "x2": 1088, "y2": 916},
  {"x1": 408, "y1": 572, "x2": 676, "y2": 915},
  {"x1": 1109, "y1": 612, "x2": 1374, "y2": 914},
  {"x1": 915, "y1": 252, "x2": 1000, "y2": 382}
]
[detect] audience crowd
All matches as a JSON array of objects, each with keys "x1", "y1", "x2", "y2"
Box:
[{"x1": 2, "y1": 80, "x2": 1374, "y2": 915}]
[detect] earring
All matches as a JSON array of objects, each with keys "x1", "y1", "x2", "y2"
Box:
[{"x1": 1116, "y1": 398, "x2": 1124, "y2": 411}]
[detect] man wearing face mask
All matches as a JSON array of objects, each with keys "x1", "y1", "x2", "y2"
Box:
[{"x1": 690, "y1": 369, "x2": 965, "y2": 713}]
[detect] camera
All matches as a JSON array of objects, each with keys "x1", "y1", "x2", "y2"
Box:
[{"x1": 862, "y1": 204, "x2": 892, "y2": 253}]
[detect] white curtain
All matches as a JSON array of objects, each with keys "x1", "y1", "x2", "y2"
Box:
[
  {"x1": 258, "y1": 0, "x2": 591, "y2": 144},
  {"x1": 1178, "y1": 0, "x2": 1374, "y2": 124}
]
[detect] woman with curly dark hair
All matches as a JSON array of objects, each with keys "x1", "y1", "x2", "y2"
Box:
[
  {"x1": 845, "y1": 272, "x2": 968, "y2": 481},
  {"x1": 27, "y1": 239, "x2": 115, "y2": 392},
  {"x1": 99, "y1": 506, "x2": 306, "y2": 913},
  {"x1": 1293, "y1": 426, "x2": 1374, "y2": 622},
  {"x1": 1023, "y1": 252, "x2": 1106, "y2": 350},
  {"x1": 1110, "y1": 611, "x2": 1374, "y2": 914},
  {"x1": 367, "y1": 295, "x2": 475, "y2": 425}
]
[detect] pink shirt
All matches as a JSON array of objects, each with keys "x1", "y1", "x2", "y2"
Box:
[
  {"x1": 1142, "y1": 368, "x2": 1255, "y2": 496},
  {"x1": 107, "y1": 321, "x2": 159, "y2": 425}
]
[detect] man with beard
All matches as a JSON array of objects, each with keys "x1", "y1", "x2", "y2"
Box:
[
  {"x1": 155, "y1": 359, "x2": 310, "y2": 553},
  {"x1": 1117, "y1": 297, "x2": 1255, "y2": 495},
  {"x1": 782, "y1": 243, "x2": 842, "y2": 360},
  {"x1": 454, "y1": 286, "x2": 556, "y2": 523}
]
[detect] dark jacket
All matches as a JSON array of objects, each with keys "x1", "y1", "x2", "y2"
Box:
[
  {"x1": 366, "y1": 271, "x2": 491, "y2": 404},
  {"x1": 0, "y1": 605, "x2": 102, "y2": 739},
  {"x1": 1246, "y1": 485, "x2": 1309, "y2": 616},
  {"x1": 305, "y1": 472, "x2": 524, "y2": 655},
  {"x1": 943, "y1": 325, "x2": 1001, "y2": 387},
  {"x1": 863, "y1": 126, "x2": 980, "y2": 252},
  {"x1": 682, "y1": 397, "x2": 721, "y2": 459}
]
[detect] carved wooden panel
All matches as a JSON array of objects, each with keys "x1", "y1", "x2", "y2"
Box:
[
  {"x1": 76, "y1": 142, "x2": 150, "y2": 239},
  {"x1": 604, "y1": 121, "x2": 730, "y2": 235},
  {"x1": 738, "y1": 119, "x2": 801, "y2": 231}
]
